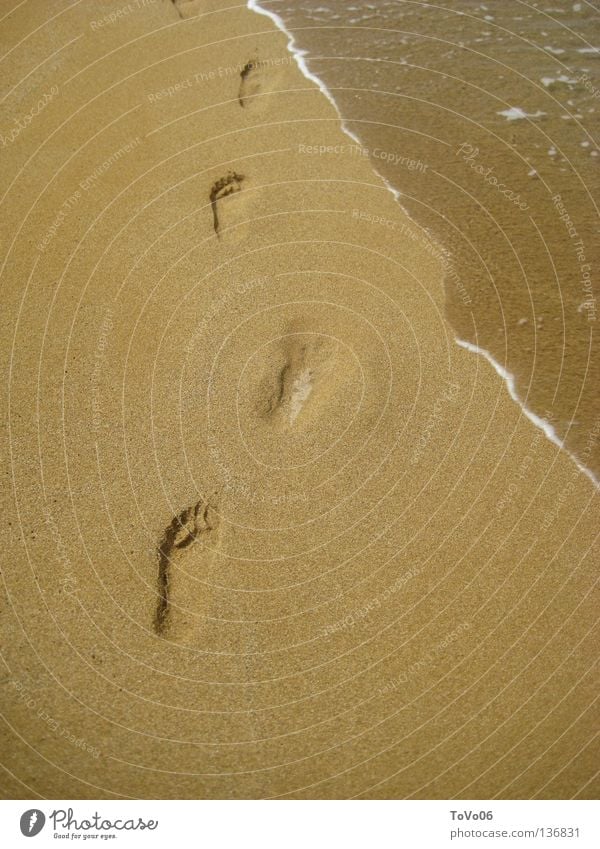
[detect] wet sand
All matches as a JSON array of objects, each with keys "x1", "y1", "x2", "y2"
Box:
[{"x1": 0, "y1": 0, "x2": 598, "y2": 799}]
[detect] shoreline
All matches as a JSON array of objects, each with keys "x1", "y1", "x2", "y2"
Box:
[{"x1": 247, "y1": 0, "x2": 600, "y2": 488}]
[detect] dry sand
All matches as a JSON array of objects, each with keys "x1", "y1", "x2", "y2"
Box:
[{"x1": 0, "y1": 0, "x2": 598, "y2": 798}]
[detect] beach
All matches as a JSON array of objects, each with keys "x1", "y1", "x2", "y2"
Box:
[
  {"x1": 255, "y1": 0, "x2": 600, "y2": 481},
  {"x1": 0, "y1": 0, "x2": 598, "y2": 799}
]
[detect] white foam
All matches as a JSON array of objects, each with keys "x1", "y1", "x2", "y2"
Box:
[
  {"x1": 247, "y1": 0, "x2": 599, "y2": 488},
  {"x1": 498, "y1": 106, "x2": 546, "y2": 120}
]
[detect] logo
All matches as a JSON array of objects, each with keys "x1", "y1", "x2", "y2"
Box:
[{"x1": 20, "y1": 810, "x2": 46, "y2": 837}]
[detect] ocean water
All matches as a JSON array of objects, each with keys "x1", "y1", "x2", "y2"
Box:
[{"x1": 249, "y1": 0, "x2": 600, "y2": 482}]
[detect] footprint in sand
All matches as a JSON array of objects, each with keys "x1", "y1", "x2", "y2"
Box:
[
  {"x1": 209, "y1": 171, "x2": 251, "y2": 244},
  {"x1": 261, "y1": 327, "x2": 341, "y2": 428},
  {"x1": 238, "y1": 55, "x2": 282, "y2": 112},
  {"x1": 154, "y1": 495, "x2": 220, "y2": 641}
]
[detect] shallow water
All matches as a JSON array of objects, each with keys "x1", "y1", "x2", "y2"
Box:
[{"x1": 252, "y1": 0, "x2": 600, "y2": 480}]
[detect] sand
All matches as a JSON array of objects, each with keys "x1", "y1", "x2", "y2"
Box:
[{"x1": 0, "y1": 0, "x2": 598, "y2": 799}]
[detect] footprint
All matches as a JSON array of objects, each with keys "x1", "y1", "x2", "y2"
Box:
[
  {"x1": 154, "y1": 495, "x2": 220, "y2": 640},
  {"x1": 209, "y1": 171, "x2": 250, "y2": 243},
  {"x1": 238, "y1": 57, "x2": 262, "y2": 108},
  {"x1": 260, "y1": 326, "x2": 341, "y2": 428},
  {"x1": 238, "y1": 55, "x2": 282, "y2": 112},
  {"x1": 169, "y1": 0, "x2": 201, "y2": 17}
]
